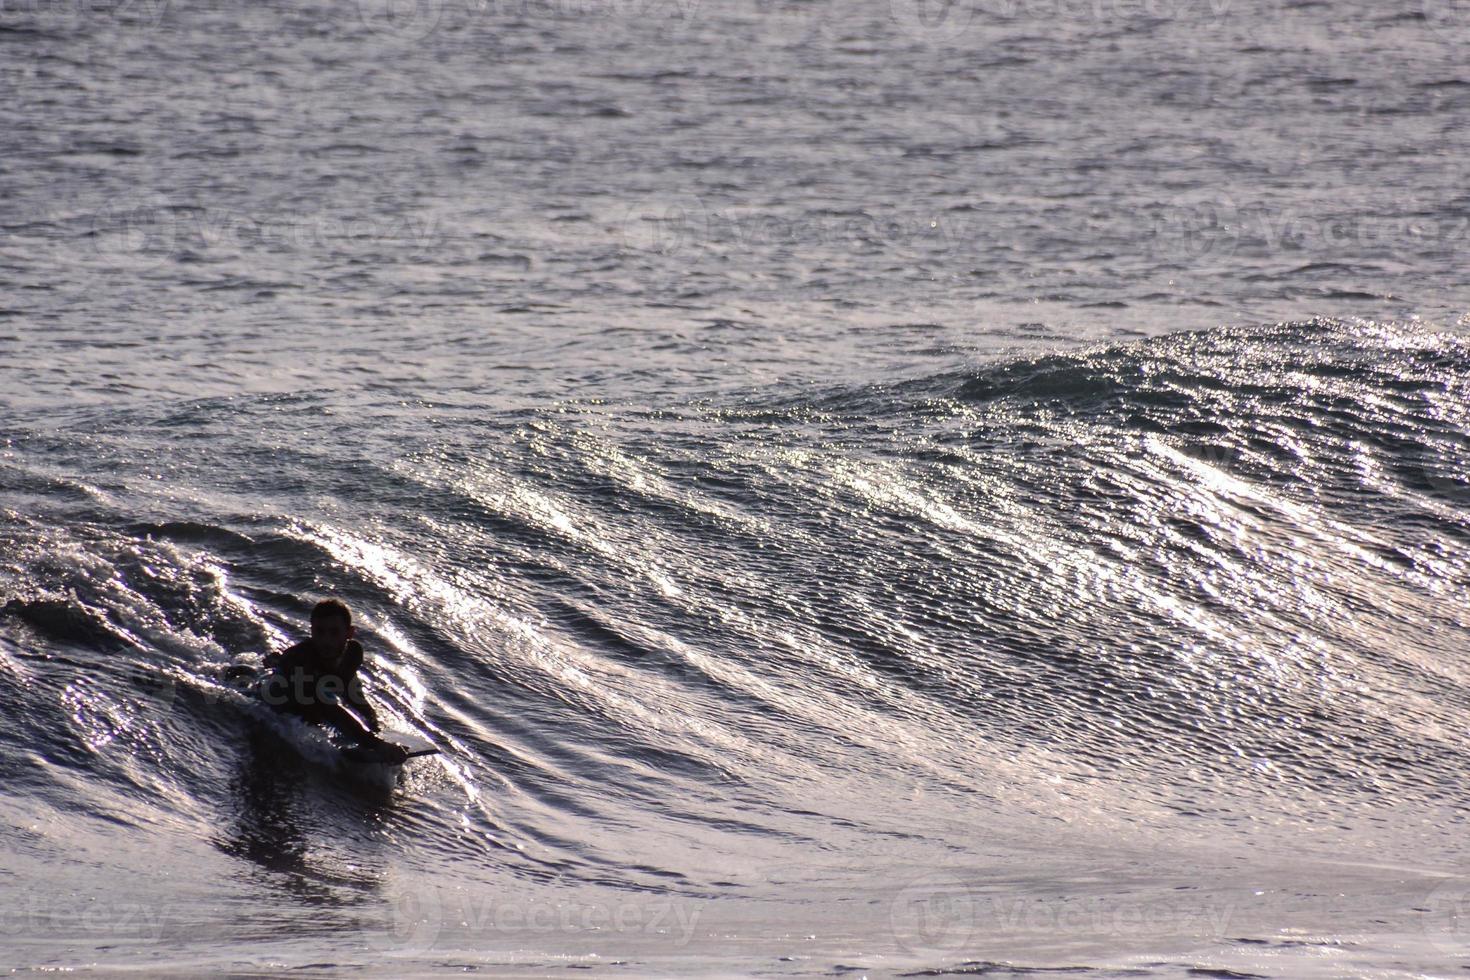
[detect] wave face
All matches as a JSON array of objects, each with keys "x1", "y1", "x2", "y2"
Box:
[
  {"x1": 4, "y1": 318, "x2": 1470, "y2": 974},
  {"x1": 8, "y1": 0, "x2": 1470, "y2": 967}
]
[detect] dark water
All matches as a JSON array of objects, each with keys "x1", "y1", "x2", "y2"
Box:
[{"x1": 4, "y1": 0, "x2": 1470, "y2": 975}]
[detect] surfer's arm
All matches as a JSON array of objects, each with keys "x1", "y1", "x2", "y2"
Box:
[
  {"x1": 265, "y1": 640, "x2": 309, "y2": 677},
  {"x1": 343, "y1": 640, "x2": 382, "y2": 733},
  {"x1": 347, "y1": 684, "x2": 380, "y2": 732}
]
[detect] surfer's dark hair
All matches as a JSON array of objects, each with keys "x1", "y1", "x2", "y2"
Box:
[{"x1": 310, "y1": 598, "x2": 352, "y2": 627}]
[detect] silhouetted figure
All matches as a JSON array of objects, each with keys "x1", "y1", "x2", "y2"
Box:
[{"x1": 259, "y1": 598, "x2": 407, "y2": 763}]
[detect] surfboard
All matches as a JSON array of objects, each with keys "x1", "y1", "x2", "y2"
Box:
[
  {"x1": 340, "y1": 730, "x2": 440, "y2": 764},
  {"x1": 224, "y1": 657, "x2": 440, "y2": 766}
]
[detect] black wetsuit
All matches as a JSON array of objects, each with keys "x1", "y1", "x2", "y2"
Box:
[{"x1": 260, "y1": 639, "x2": 380, "y2": 735}]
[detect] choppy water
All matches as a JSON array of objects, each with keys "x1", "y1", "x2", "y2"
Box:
[{"x1": 5, "y1": 0, "x2": 1470, "y2": 976}]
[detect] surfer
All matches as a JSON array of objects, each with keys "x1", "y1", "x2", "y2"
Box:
[{"x1": 259, "y1": 599, "x2": 408, "y2": 762}]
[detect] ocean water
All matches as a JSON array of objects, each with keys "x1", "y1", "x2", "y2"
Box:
[{"x1": 5, "y1": 0, "x2": 1470, "y2": 976}]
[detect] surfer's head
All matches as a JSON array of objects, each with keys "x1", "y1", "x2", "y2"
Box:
[{"x1": 309, "y1": 598, "x2": 354, "y2": 658}]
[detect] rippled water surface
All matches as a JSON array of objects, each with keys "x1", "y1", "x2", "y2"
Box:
[{"x1": 4, "y1": 0, "x2": 1470, "y2": 975}]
